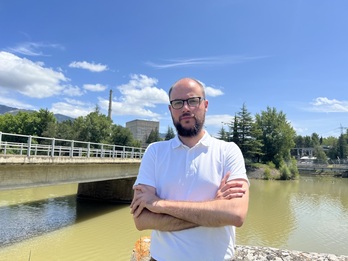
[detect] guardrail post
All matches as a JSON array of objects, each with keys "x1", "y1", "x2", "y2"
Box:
[
  {"x1": 27, "y1": 136, "x2": 32, "y2": 157},
  {"x1": 112, "y1": 145, "x2": 116, "y2": 158},
  {"x1": 70, "y1": 140, "x2": 74, "y2": 157},
  {"x1": 87, "y1": 142, "x2": 90, "y2": 158},
  {"x1": 122, "y1": 146, "x2": 126, "y2": 158},
  {"x1": 51, "y1": 138, "x2": 55, "y2": 157},
  {"x1": 101, "y1": 144, "x2": 104, "y2": 158}
]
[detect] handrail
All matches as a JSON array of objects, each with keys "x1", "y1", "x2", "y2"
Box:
[{"x1": 0, "y1": 132, "x2": 144, "y2": 159}]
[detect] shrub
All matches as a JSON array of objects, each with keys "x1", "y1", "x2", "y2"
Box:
[
  {"x1": 280, "y1": 163, "x2": 291, "y2": 180},
  {"x1": 289, "y1": 157, "x2": 299, "y2": 179},
  {"x1": 264, "y1": 167, "x2": 271, "y2": 180}
]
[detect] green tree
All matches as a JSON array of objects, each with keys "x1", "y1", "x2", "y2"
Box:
[
  {"x1": 146, "y1": 128, "x2": 161, "y2": 144},
  {"x1": 314, "y1": 146, "x2": 328, "y2": 164},
  {"x1": 35, "y1": 109, "x2": 57, "y2": 137},
  {"x1": 255, "y1": 107, "x2": 296, "y2": 167},
  {"x1": 110, "y1": 124, "x2": 140, "y2": 147},
  {"x1": 75, "y1": 107, "x2": 113, "y2": 143},
  {"x1": 55, "y1": 120, "x2": 77, "y2": 140},
  {"x1": 337, "y1": 133, "x2": 348, "y2": 161},
  {"x1": 236, "y1": 103, "x2": 253, "y2": 154},
  {"x1": 231, "y1": 114, "x2": 239, "y2": 144},
  {"x1": 217, "y1": 126, "x2": 229, "y2": 141},
  {"x1": 165, "y1": 126, "x2": 175, "y2": 140},
  {"x1": 294, "y1": 135, "x2": 304, "y2": 148},
  {"x1": 311, "y1": 133, "x2": 320, "y2": 147},
  {"x1": 0, "y1": 111, "x2": 38, "y2": 136},
  {"x1": 231, "y1": 103, "x2": 263, "y2": 161},
  {"x1": 0, "y1": 113, "x2": 17, "y2": 134}
]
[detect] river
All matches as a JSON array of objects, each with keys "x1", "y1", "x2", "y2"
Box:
[{"x1": 0, "y1": 174, "x2": 347, "y2": 260}]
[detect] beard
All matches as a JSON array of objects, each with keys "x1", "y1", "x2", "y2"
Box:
[{"x1": 173, "y1": 113, "x2": 205, "y2": 137}]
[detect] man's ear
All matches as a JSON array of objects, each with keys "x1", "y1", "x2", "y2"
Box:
[{"x1": 205, "y1": 100, "x2": 209, "y2": 111}]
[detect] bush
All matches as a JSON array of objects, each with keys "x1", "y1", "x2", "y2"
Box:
[
  {"x1": 280, "y1": 163, "x2": 291, "y2": 180},
  {"x1": 289, "y1": 157, "x2": 299, "y2": 179},
  {"x1": 264, "y1": 167, "x2": 271, "y2": 180},
  {"x1": 267, "y1": 161, "x2": 276, "y2": 169}
]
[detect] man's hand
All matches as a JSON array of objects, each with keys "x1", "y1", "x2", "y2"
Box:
[
  {"x1": 130, "y1": 184, "x2": 160, "y2": 218},
  {"x1": 215, "y1": 172, "x2": 246, "y2": 200}
]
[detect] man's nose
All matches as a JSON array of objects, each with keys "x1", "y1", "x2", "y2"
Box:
[{"x1": 182, "y1": 101, "x2": 191, "y2": 110}]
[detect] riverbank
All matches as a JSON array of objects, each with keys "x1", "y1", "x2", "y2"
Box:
[
  {"x1": 130, "y1": 237, "x2": 348, "y2": 261},
  {"x1": 246, "y1": 164, "x2": 348, "y2": 179}
]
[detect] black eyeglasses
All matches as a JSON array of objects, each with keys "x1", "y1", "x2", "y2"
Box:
[{"x1": 170, "y1": 97, "x2": 203, "y2": 109}]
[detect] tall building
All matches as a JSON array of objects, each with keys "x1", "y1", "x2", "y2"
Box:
[{"x1": 126, "y1": 119, "x2": 159, "y2": 146}]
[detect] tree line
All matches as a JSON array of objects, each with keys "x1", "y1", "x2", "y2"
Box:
[
  {"x1": 1, "y1": 104, "x2": 347, "y2": 178},
  {"x1": 0, "y1": 107, "x2": 142, "y2": 147},
  {"x1": 216, "y1": 103, "x2": 348, "y2": 167}
]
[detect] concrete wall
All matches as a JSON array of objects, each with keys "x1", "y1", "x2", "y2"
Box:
[
  {"x1": 0, "y1": 158, "x2": 140, "y2": 191},
  {"x1": 77, "y1": 177, "x2": 137, "y2": 203}
]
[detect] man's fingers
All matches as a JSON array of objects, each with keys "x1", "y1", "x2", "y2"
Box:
[
  {"x1": 222, "y1": 188, "x2": 246, "y2": 198},
  {"x1": 222, "y1": 172, "x2": 230, "y2": 184}
]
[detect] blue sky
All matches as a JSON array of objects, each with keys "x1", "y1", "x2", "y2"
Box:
[{"x1": 0, "y1": 0, "x2": 348, "y2": 138}]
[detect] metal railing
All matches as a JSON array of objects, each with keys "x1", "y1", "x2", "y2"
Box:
[{"x1": 0, "y1": 132, "x2": 144, "y2": 159}]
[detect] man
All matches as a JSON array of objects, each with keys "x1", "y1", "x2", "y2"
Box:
[{"x1": 131, "y1": 77, "x2": 249, "y2": 261}]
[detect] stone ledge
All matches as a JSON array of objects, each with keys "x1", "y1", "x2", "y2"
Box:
[
  {"x1": 131, "y1": 237, "x2": 348, "y2": 261},
  {"x1": 233, "y1": 245, "x2": 347, "y2": 261}
]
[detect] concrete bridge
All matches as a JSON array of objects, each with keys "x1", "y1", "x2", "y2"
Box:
[{"x1": 0, "y1": 132, "x2": 144, "y2": 202}]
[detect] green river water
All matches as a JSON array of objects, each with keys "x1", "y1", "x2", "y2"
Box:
[{"x1": 0, "y1": 174, "x2": 347, "y2": 260}]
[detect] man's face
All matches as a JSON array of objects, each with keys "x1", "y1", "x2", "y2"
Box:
[{"x1": 169, "y1": 79, "x2": 208, "y2": 137}]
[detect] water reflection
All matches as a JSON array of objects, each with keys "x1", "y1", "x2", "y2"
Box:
[
  {"x1": 0, "y1": 195, "x2": 77, "y2": 246},
  {"x1": 237, "y1": 176, "x2": 348, "y2": 255},
  {"x1": 0, "y1": 194, "x2": 129, "y2": 247},
  {"x1": 0, "y1": 175, "x2": 347, "y2": 260},
  {"x1": 238, "y1": 180, "x2": 299, "y2": 246}
]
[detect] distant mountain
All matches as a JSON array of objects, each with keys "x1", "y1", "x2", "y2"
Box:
[
  {"x1": 54, "y1": 113, "x2": 74, "y2": 122},
  {"x1": 0, "y1": 105, "x2": 17, "y2": 114},
  {"x1": 0, "y1": 104, "x2": 74, "y2": 123}
]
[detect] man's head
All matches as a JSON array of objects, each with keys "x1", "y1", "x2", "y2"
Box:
[{"x1": 168, "y1": 78, "x2": 208, "y2": 137}]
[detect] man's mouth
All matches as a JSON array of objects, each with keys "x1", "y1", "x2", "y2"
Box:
[{"x1": 180, "y1": 113, "x2": 195, "y2": 121}]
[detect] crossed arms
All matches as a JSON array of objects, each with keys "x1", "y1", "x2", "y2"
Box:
[{"x1": 130, "y1": 173, "x2": 249, "y2": 231}]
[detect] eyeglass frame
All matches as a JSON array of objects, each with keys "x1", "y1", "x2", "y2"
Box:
[{"x1": 169, "y1": 97, "x2": 204, "y2": 110}]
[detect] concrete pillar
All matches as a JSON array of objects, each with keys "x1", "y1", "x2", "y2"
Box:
[{"x1": 77, "y1": 177, "x2": 136, "y2": 203}]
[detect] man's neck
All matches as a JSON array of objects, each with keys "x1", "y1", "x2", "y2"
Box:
[{"x1": 178, "y1": 130, "x2": 205, "y2": 148}]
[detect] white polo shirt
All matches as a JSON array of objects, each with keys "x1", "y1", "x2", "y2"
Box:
[{"x1": 134, "y1": 131, "x2": 248, "y2": 261}]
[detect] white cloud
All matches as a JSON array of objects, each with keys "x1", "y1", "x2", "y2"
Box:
[
  {"x1": 64, "y1": 98, "x2": 87, "y2": 106},
  {"x1": 0, "y1": 95, "x2": 36, "y2": 110},
  {"x1": 7, "y1": 42, "x2": 64, "y2": 56},
  {"x1": 51, "y1": 99, "x2": 94, "y2": 118},
  {"x1": 146, "y1": 55, "x2": 268, "y2": 69},
  {"x1": 69, "y1": 61, "x2": 108, "y2": 72},
  {"x1": 83, "y1": 83, "x2": 107, "y2": 92},
  {"x1": 205, "y1": 114, "x2": 234, "y2": 127},
  {"x1": 310, "y1": 97, "x2": 348, "y2": 112},
  {"x1": 205, "y1": 86, "x2": 224, "y2": 97},
  {"x1": 100, "y1": 98, "x2": 161, "y2": 118},
  {"x1": 117, "y1": 74, "x2": 168, "y2": 106},
  {"x1": 62, "y1": 85, "x2": 84, "y2": 96},
  {"x1": 0, "y1": 51, "x2": 70, "y2": 98},
  {"x1": 98, "y1": 74, "x2": 168, "y2": 118}
]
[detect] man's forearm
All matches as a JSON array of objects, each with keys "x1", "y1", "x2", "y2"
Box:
[
  {"x1": 133, "y1": 208, "x2": 198, "y2": 231},
  {"x1": 150, "y1": 192, "x2": 249, "y2": 228}
]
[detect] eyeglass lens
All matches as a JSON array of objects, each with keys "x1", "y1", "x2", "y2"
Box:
[{"x1": 171, "y1": 97, "x2": 201, "y2": 109}]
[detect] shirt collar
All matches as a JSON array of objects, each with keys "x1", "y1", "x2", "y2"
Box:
[{"x1": 171, "y1": 131, "x2": 211, "y2": 149}]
